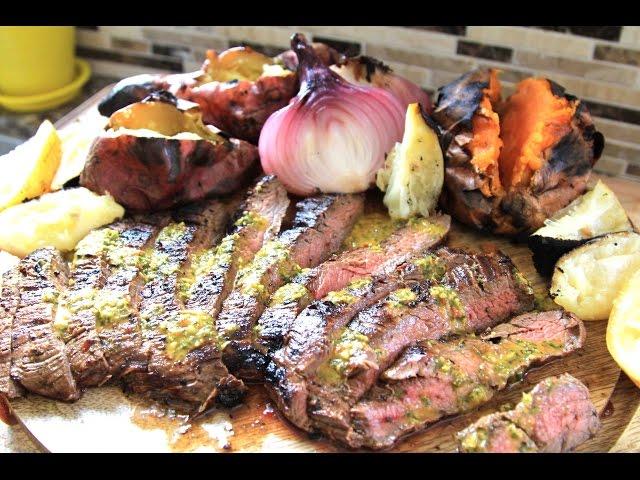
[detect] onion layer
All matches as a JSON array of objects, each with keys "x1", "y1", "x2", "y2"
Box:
[
  {"x1": 259, "y1": 34, "x2": 405, "y2": 196},
  {"x1": 331, "y1": 57, "x2": 432, "y2": 113}
]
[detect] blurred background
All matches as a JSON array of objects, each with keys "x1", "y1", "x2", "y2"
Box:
[{"x1": 0, "y1": 26, "x2": 639, "y2": 181}]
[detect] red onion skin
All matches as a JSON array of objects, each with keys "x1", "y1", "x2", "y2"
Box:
[
  {"x1": 259, "y1": 34, "x2": 405, "y2": 196},
  {"x1": 385, "y1": 75, "x2": 432, "y2": 114}
]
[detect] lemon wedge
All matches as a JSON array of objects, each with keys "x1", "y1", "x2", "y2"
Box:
[
  {"x1": 0, "y1": 187, "x2": 124, "y2": 258},
  {"x1": 607, "y1": 267, "x2": 640, "y2": 387},
  {"x1": 51, "y1": 113, "x2": 108, "y2": 190},
  {"x1": 0, "y1": 120, "x2": 61, "y2": 211}
]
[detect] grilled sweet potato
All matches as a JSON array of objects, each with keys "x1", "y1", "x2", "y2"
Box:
[
  {"x1": 81, "y1": 96, "x2": 259, "y2": 212},
  {"x1": 433, "y1": 69, "x2": 604, "y2": 236},
  {"x1": 98, "y1": 46, "x2": 300, "y2": 143}
]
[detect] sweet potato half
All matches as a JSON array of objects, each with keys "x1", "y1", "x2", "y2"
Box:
[
  {"x1": 98, "y1": 46, "x2": 298, "y2": 143},
  {"x1": 433, "y1": 69, "x2": 604, "y2": 236},
  {"x1": 81, "y1": 95, "x2": 259, "y2": 212}
]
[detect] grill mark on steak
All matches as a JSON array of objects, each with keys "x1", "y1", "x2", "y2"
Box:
[
  {"x1": 0, "y1": 269, "x2": 24, "y2": 398},
  {"x1": 124, "y1": 198, "x2": 249, "y2": 412},
  {"x1": 266, "y1": 226, "x2": 451, "y2": 431},
  {"x1": 183, "y1": 176, "x2": 289, "y2": 336},
  {"x1": 10, "y1": 248, "x2": 79, "y2": 401},
  {"x1": 305, "y1": 248, "x2": 535, "y2": 438},
  {"x1": 216, "y1": 193, "x2": 365, "y2": 379},
  {"x1": 347, "y1": 310, "x2": 585, "y2": 449},
  {"x1": 256, "y1": 214, "x2": 452, "y2": 354},
  {"x1": 59, "y1": 222, "x2": 145, "y2": 388},
  {"x1": 94, "y1": 221, "x2": 163, "y2": 378},
  {"x1": 456, "y1": 373, "x2": 600, "y2": 453}
]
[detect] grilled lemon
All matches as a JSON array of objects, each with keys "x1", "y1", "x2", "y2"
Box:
[
  {"x1": 0, "y1": 120, "x2": 61, "y2": 211},
  {"x1": 607, "y1": 267, "x2": 640, "y2": 387}
]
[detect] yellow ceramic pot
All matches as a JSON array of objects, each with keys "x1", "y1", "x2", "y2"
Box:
[{"x1": 0, "y1": 26, "x2": 76, "y2": 96}]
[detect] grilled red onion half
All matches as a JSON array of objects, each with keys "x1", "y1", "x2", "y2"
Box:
[{"x1": 259, "y1": 34, "x2": 405, "y2": 196}]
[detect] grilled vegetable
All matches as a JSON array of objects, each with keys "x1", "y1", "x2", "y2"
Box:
[
  {"x1": 433, "y1": 69, "x2": 604, "y2": 236},
  {"x1": 376, "y1": 103, "x2": 444, "y2": 219},
  {"x1": 330, "y1": 56, "x2": 432, "y2": 112},
  {"x1": 0, "y1": 187, "x2": 124, "y2": 258},
  {"x1": 259, "y1": 34, "x2": 405, "y2": 196},
  {"x1": 0, "y1": 120, "x2": 61, "y2": 211},
  {"x1": 607, "y1": 267, "x2": 640, "y2": 388},
  {"x1": 81, "y1": 95, "x2": 259, "y2": 212},
  {"x1": 98, "y1": 46, "x2": 297, "y2": 143},
  {"x1": 550, "y1": 231, "x2": 640, "y2": 321},
  {"x1": 528, "y1": 180, "x2": 634, "y2": 276}
]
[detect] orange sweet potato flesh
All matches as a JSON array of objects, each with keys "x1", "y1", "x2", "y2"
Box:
[
  {"x1": 468, "y1": 70, "x2": 503, "y2": 197},
  {"x1": 498, "y1": 78, "x2": 576, "y2": 189},
  {"x1": 434, "y1": 69, "x2": 604, "y2": 236}
]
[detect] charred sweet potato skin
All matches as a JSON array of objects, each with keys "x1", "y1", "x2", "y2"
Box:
[
  {"x1": 99, "y1": 72, "x2": 297, "y2": 144},
  {"x1": 80, "y1": 134, "x2": 259, "y2": 212},
  {"x1": 434, "y1": 70, "x2": 604, "y2": 236},
  {"x1": 434, "y1": 69, "x2": 501, "y2": 232},
  {"x1": 97, "y1": 44, "x2": 345, "y2": 143},
  {"x1": 98, "y1": 74, "x2": 170, "y2": 117},
  {"x1": 176, "y1": 73, "x2": 298, "y2": 144}
]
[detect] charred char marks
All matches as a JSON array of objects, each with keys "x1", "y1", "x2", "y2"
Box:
[
  {"x1": 218, "y1": 193, "x2": 365, "y2": 379},
  {"x1": 10, "y1": 249, "x2": 79, "y2": 401},
  {"x1": 98, "y1": 74, "x2": 163, "y2": 117}
]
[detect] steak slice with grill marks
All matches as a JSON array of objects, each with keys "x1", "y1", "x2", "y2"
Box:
[
  {"x1": 456, "y1": 373, "x2": 600, "y2": 453},
  {"x1": 256, "y1": 215, "x2": 452, "y2": 355},
  {"x1": 347, "y1": 310, "x2": 585, "y2": 449},
  {"x1": 93, "y1": 220, "x2": 163, "y2": 378},
  {"x1": 58, "y1": 219, "x2": 166, "y2": 388},
  {"x1": 10, "y1": 248, "x2": 79, "y2": 401},
  {"x1": 216, "y1": 193, "x2": 365, "y2": 379},
  {"x1": 0, "y1": 269, "x2": 24, "y2": 398},
  {"x1": 122, "y1": 197, "x2": 253, "y2": 412},
  {"x1": 305, "y1": 247, "x2": 535, "y2": 440},
  {"x1": 266, "y1": 223, "x2": 450, "y2": 430},
  {"x1": 156, "y1": 178, "x2": 288, "y2": 412},
  {"x1": 121, "y1": 198, "x2": 238, "y2": 408}
]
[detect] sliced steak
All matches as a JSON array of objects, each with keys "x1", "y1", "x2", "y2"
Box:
[
  {"x1": 10, "y1": 248, "x2": 79, "y2": 401},
  {"x1": 266, "y1": 224, "x2": 451, "y2": 430},
  {"x1": 0, "y1": 269, "x2": 23, "y2": 398},
  {"x1": 183, "y1": 175, "x2": 288, "y2": 338},
  {"x1": 59, "y1": 224, "x2": 132, "y2": 387},
  {"x1": 306, "y1": 248, "x2": 535, "y2": 439},
  {"x1": 217, "y1": 193, "x2": 365, "y2": 378},
  {"x1": 124, "y1": 197, "x2": 249, "y2": 412},
  {"x1": 348, "y1": 310, "x2": 585, "y2": 449},
  {"x1": 256, "y1": 215, "x2": 452, "y2": 354},
  {"x1": 456, "y1": 373, "x2": 599, "y2": 452},
  {"x1": 94, "y1": 221, "x2": 162, "y2": 378}
]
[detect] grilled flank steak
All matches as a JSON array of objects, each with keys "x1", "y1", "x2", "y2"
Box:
[
  {"x1": 255, "y1": 214, "x2": 452, "y2": 356},
  {"x1": 265, "y1": 239, "x2": 454, "y2": 431},
  {"x1": 10, "y1": 249, "x2": 79, "y2": 401},
  {"x1": 456, "y1": 373, "x2": 599, "y2": 453},
  {"x1": 305, "y1": 248, "x2": 535, "y2": 442},
  {"x1": 266, "y1": 247, "x2": 534, "y2": 434},
  {"x1": 0, "y1": 269, "x2": 24, "y2": 399},
  {"x1": 216, "y1": 193, "x2": 365, "y2": 379},
  {"x1": 124, "y1": 177, "x2": 289, "y2": 412},
  {"x1": 349, "y1": 310, "x2": 585, "y2": 449}
]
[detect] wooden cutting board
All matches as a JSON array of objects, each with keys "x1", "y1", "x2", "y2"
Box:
[
  {"x1": 3, "y1": 90, "x2": 639, "y2": 452},
  {"x1": 5, "y1": 191, "x2": 634, "y2": 452}
]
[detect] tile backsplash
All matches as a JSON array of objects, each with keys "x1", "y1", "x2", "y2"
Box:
[{"x1": 77, "y1": 26, "x2": 640, "y2": 182}]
